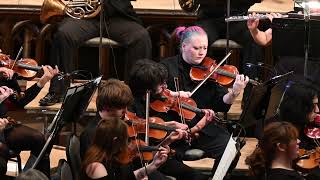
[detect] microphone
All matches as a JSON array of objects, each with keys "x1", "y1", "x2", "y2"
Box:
[{"x1": 263, "y1": 71, "x2": 294, "y2": 86}]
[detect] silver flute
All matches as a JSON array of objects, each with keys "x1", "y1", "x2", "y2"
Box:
[{"x1": 225, "y1": 14, "x2": 288, "y2": 22}]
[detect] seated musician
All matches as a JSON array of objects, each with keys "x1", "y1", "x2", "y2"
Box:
[
  {"x1": 245, "y1": 121, "x2": 304, "y2": 180},
  {"x1": 247, "y1": 12, "x2": 320, "y2": 117},
  {"x1": 80, "y1": 79, "x2": 134, "y2": 159},
  {"x1": 80, "y1": 78, "x2": 187, "y2": 179},
  {"x1": 265, "y1": 80, "x2": 319, "y2": 150},
  {"x1": 0, "y1": 65, "x2": 59, "y2": 177},
  {"x1": 158, "y1": 26, "x2": 248, "y2": 177},
  {"x1": 39, "y1": 0, "x2": 152, "y2": 106},
  {"x1": 81, "y1": 117, "x2": 170, "y2": 180}
]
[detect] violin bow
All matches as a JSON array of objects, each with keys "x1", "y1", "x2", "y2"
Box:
[
  {"x1": 145, "y1": 90, "x2": 151, "y2": 146},
  {"x1": 174, "y1": 77, "x2": 193, "y2": 145},
  {"x1": 190, "y1": 51, "x2": 232, "y2": 96},
  {"x1": 10, "y1": 46, "x2": 23, "y2": 70}
]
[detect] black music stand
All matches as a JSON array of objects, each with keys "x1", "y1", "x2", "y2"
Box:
[
  {"x1": 30, "y1": 76, "x2": 102, "y2": 169},
  {"x1": 272, "y1": 17, "x2": 320, "y2": 79}
]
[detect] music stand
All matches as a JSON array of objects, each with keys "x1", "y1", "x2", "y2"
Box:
[
  {"x1": 272, "y1": 17, "x2": 320, "y2": 78},
  {"x1": 31, "y1": 76, "x2": 102, "y2": 169}
]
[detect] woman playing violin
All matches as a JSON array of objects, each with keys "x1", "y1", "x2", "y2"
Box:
[
  {"x1": 159, "y1": 26, "x2": 249, "y2": 176},
  {"x1": 82, "y1": 118, "x2": 170, "y2": 180},
  {"x1": 0, "y1": 65, "x2": 59, "y2": 177},
  {"x1": 245, "y1": 121, "x2": 304, "y2": 180}
]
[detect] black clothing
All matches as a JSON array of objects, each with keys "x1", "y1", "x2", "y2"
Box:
[
  {"x1": 263, "y1": 168, "x2": 304, "y2": 180},
  {"x1": 159, "y1": 55, "x2": 232, "y2": 175},
  {"x1": 80, "y1": 115, "x2": 100, "y2": 159},
  {"x1": 48, "y1": 0, "x2": 151, "y2": 94},
  {"x1": 82, "y1": 161, "x2": 136, "y2": 180},
  {"x1": 0, "y1": 78, "x2": 42, "y2": 117},
  {"x1": 79, "y1": 115, "x2": 169, "y2": 180},
  {"x1": 0, "y1": 78, "x2": 50, "y2": 177}
]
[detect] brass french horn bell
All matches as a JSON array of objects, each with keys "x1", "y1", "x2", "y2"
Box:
[
  {"x1": 40, "y1": 0, "x2": 65, "y2": 23},
  {"x1": 40, "y1": 0, "x2": 101, "y2": 23}
]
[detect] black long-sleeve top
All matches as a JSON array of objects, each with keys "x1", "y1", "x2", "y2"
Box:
[{"x1": 0, "y1": 77, "x2": 42, "y2": 117}]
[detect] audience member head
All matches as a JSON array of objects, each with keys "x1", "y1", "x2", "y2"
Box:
[
  {"x1": 128, "y1": 59, "x2": 168, "y2": 97},
  {"x1": 16, "y1": 169, "x2": 49, "y2": 180},
  {"x1": 82, "y1": 117, "x2": 128, "y2": 169},
  {"x1": 96, "y1": 79, "x2": 134, "y2": 118},
  {"x1": 279, "y1": 81, "x2": 319, "y2": 128},
  {"x1": 246, "y1": 121, "x2": 299, "y2": 176},
  {"x1": 175, "y1": 26, "x2": 208, "y2": 65}
]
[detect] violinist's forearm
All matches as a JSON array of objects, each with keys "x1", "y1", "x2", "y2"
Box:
[
  {"x1": 134, "y1": 163, "x2": 158, "y2": 180},
  {"x1": 223, "y1": 90, "x2": 239, "y2": 104},
  {"x1": 249, "y1": 28, "x2": 272, "y2": 46}
]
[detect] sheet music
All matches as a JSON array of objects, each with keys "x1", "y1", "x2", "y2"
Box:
[{"x1": 212, "y1": 136, "x2": 238, "y2": 180}]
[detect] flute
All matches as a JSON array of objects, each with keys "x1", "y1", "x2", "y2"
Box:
[{"x1": 225, "y1": 14, "x2": 288, "y2": 22}]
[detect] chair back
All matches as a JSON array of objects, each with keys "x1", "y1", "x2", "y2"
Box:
[
  {"x1": 56, "y1": 159, "x2": 73, "y2": 180},
  {"x1": 66, "y1": 135, "x2": 81, "y2": 180}
]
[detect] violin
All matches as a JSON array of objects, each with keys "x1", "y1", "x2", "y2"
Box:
[
  {"x1": 295, "y1": 147, "x2": 320, "y2": 173},
  {"x1": 125, "y1": 111, "x2": 176, "y2": 140},
  {"x1": 150, "y1": 89, "x2": 200, "y2": 120},
  {"x1": 190, "y1": 57, "x2": 259, "y2": 86},
  {"x1": 117, "y1": 139, "x2": 159, "y2": 165},
  {"x1": 0, "y1": 53, "x2": 42, "y2": 79},
  {"x1": 304, "y1": 114, "x2": 320, "y2": 139}
]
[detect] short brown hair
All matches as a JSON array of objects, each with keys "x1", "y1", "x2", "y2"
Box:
[{"x1": 96, "y1": 79, "x2": 134, "y2": 112}]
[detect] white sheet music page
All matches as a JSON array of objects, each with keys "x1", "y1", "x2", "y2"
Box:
[{"x1": 212, "y1": 135, "x2": 238, "y2": 180}]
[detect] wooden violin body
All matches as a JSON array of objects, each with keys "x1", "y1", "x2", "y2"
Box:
[
  {"x1": 190, "y1": 57, "x2": 259, "y2": 86},
  {"x1": 125, "y1": 111, "x2": 176, "y2": 140},
  {"x1": 295, "y1": 147, "x2": 320, "y2": 173},
  {"x1": 0, "y1": 53, "x2": 41, "y2": 79},
  {"x1": 117, "y1": 139, "x2": 158, "y2": 165},
  {"x1": 150, "y1": 89, "x2": 198, "y2": 120}
]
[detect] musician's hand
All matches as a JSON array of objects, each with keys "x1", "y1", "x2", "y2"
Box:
[
  {"x1": 0, "y1": 86, "x2": 14, "y2": 103},
  {"x1": 232, "y1": 74, "x2": 249, "y2": 96},
  {"x1": 0, "y1": 67, "x2": 14, "y2": 80},
  {"x1": 0, "y1": 118, "x2": 9, "y2": 130},
  {"x1": 247, "y1": 12, "x2": 260, "y2": 31},
  {"x1": 266, "y1": 13, "x2": 282, "y2": 22},
  {"x1": 164, "y1": 121, "x2": 188, "y2": 130},
  {"x1": 195, "y1": 109, "x2": 215, "y2": 130},
  {"x1": 151, "y1": 145, "x2": 169, "y2": 168},
  {"x1": 37, "y1": 65, "x2": 59, "y2": 87}
]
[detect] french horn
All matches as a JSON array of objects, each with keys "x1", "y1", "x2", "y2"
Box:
[{"x1": 40, "y1": 0, "x2": 101, "y2": 23}]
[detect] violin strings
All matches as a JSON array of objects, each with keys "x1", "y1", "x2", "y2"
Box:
[
  {"x1": 314, "y1": 138, "x2": 320, "y2": 147},
  {"x1": 174, "y1": 77, "x2": 188, "y2": 127}
]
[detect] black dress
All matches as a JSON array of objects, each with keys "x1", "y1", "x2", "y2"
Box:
[{"x1": 82, "y1": 162, "x2": 136, "y2": 180}]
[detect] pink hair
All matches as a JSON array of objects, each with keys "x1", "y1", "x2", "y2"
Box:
[{"x1": 174, "y1": 26, "x2": 207, "y2": 44}]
